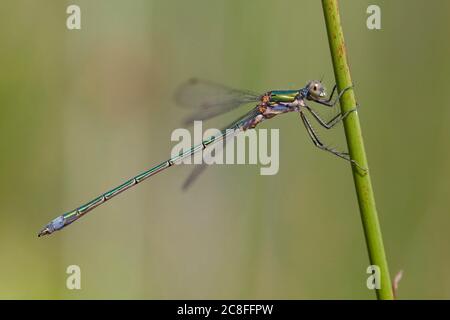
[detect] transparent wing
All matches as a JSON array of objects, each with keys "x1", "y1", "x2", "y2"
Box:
[
  {"x1": 175, "y1": 78, "x2": 262, "y2": 124},
  {"x1": 175, "y1": 78, "x2": 261, "y2": 109},
  {"x1": 182, "y1": 107, "x2": 262, "y2": 190}
]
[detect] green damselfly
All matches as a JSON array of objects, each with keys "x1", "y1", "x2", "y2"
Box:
[{"x1": 38, "y1": 79, "x2": 357, "y2": 237}]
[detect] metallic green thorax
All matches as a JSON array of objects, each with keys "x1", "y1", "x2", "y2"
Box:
[{"x1": 269, "y1": 90, "x2": 299, "y2": 103}]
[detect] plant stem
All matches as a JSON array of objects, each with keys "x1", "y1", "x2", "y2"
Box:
[{"x1": 321, "y1": 0, "x2": 393, "y2": 300}]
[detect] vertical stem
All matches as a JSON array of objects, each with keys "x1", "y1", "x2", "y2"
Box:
[{"x1": 321, "y1": 0, "x2": 393, "y2": 299}]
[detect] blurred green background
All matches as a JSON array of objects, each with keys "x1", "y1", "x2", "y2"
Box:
[{"x1": 0, "y1": 0, "x2": 449, "y2": 299}]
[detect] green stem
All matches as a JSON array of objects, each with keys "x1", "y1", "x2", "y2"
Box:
[{"x1": 321, "y1": 0, "x2": 393, "y2": 300}]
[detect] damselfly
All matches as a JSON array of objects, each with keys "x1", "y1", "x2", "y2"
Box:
[{"x1": 38, "y1": 79, "x2": 358, "y2": 237}]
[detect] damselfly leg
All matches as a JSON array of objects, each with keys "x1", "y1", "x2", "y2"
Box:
[
  {"x1": 299, "y1": 110, "x2": 366, "y2": 171},
  {"x1": 312, "y1": 85, "x2": 354, "y2": 107},
  {"x1": 303, "y1": 103, "x2": 358, "y2": 129}
]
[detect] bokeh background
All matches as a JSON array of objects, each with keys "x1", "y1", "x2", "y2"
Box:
[{"x1": 0, "y1": 0, "x2": 449, "y2": 299}]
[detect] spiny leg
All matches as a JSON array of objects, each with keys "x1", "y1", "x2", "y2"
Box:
[
  {"x1": 304, "y1": 103, "x2": 358, "y2": 129},
  {"x1": 324, "y1": 84, "x2": 337, "y2": 103},
  {"x1": 299, "y1": 111, "x2": 350, "y2": 160},
  {"x1": 299, "y1": 111, "x2": 365, "y2": 170},
  {"x1": 314, "y1": 85, "x2": 354, "y2": 107}
]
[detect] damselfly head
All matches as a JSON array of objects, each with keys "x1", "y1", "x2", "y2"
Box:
[{"x1": 307, "y1": 80, "x2": 327, "y2": 99}]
